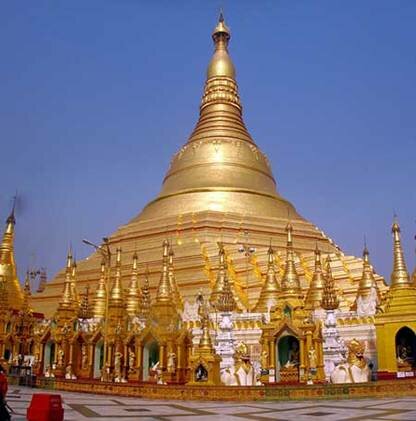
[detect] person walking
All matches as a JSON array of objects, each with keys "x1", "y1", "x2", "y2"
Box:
[{"x1": 0, "y1": 365, "x2": 11, "y2": 421}]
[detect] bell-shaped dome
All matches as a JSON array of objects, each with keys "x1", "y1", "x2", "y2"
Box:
[{"x1": 136, "y1": 14, "x2": 301, "y2": 221}]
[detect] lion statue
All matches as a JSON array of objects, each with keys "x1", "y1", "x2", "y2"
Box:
[
  {"x1": 330, "y1": 339, "x2": 370, "y2": 384},
  {"x1": 221, "y1": 342, "x2": 258, "y2": 386}
]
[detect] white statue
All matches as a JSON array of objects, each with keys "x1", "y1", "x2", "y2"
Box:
[
  {"x1": 356, "y1": 287, "x2": 378, "y2": 317},
  {"x1": 330, "y1": 339, "x2": 370, "y2": 384}
]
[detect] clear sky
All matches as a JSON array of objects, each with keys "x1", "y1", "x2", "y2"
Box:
[{"x1": 0, "y1": 1, "x2": 415, "y2": 288}]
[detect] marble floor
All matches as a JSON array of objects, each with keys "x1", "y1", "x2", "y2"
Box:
[{"x1": 6, "y1": 386, "x2": 416, "y2": 420}]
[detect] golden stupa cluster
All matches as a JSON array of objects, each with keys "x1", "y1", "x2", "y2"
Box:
[{"x1": 1, "y1": 14, "x2": 415, "y2": 386}]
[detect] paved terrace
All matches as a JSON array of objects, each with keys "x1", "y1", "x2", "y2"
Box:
[{"x1": 5, "y1": 386, "x2": 416, "y2": 420}]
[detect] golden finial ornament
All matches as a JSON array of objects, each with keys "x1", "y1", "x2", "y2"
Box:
[
  {"x1": 280, "y1": 223, "x2": 301, "y2": 296},
  {"x1": 139, "y1": 265, "x2": 152, "y2": 317},
  {"x1": 321, "y1": 256, "x2": 339, "y2": 310},
  {"x1": 93, "y1": 259, "x2": 107, "y2": 318},
  {"x1": 126, "y1": 251, "x2": 141, "y2": 317},
  {"x1": 78, "y1": 286, "x2": 92, "y2": 320},
  {"x1": 253, "y1": 242, "x2": 280, "y2": 312},
  {"x1": 168, "y1": 245, "x2": 184, "y2": 310},
  {"x1": 0, "y1": 201, "x2": 24, "y2": 310},
  {"x1": 156, "y1": 240, "x2": 173, "y2": 303},
  {"x1": 215, "y1": 263, "x2": 236, "y2": 313},
  {"x1": 390, "y1": 218, "x2": 410, "y2": 288},
  {"x1": 305, "y1": 244, "x2": 325, "y2": 310},
  {"x1": 109, "y1": 247, "x2": 125, "y2": 306}
]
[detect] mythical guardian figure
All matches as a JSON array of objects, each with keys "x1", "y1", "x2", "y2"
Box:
[
  {"x1": 221, "y1": 342, "x2": 258, "y2": 386},
  {"x1": 330, "y1": 339, "x2": 370, "y2": 384}
]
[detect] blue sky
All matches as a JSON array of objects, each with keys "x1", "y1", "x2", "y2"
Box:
[{"x1": 0, "y1": 1, "x2": 415, "y2": 287}]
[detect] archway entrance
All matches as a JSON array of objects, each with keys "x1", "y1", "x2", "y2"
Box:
[
  {"x1": 93, "y1": 340, "x2": 104, "y2": 379},
  {"x1": 142, "y1": 340, "x2": 159, "y2": 381},
  {"x1": 43, "y1": 341, "x2": 55, "y2": 372},
  {"x1": 396, "y1": 327, "x2": 416, "y2": 371},
  {"x1": 276, "y1": 335, "x2": 300, "y2": 383}
]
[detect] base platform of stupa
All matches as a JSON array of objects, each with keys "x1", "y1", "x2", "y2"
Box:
[{"x1": 30, "y1": 377, "x2": 416, "y2": 401}]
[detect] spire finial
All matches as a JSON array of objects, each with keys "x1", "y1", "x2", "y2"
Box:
[
  {"x1": 390, "y1": 217, "x2": 410, "y2": 288},
  {"x1": 219, "y1": 8, "x2": 224, "y2": 23}
]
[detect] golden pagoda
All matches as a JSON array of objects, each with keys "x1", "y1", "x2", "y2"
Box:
[
  {"x1": 375, "y1": 220, "x2": 416, "y2": 379},
  {"x1": 31, "y1": 13, "x2": 387, "y2": 326}
]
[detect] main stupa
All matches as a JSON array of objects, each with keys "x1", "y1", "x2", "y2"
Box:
[{"x1": 32, "y1": 14, "x2": 386, "y2": 317}]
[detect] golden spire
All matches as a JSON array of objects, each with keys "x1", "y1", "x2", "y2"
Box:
[
  {"x1": 305, "y1": 244, "x2": 325, "y2": 310},
  {"x1": 198, "y1": 299, "x2": 214, "y2": 352},
  {"x1": 280, "y1": 223, "x2": 301, "y2": 296},
  {"x1": 136, "y1": 13, "x2": 301, "y2": 221},
  {"x1": 139, "y1": 265, "x2": 152, "y2": 317},
  {"x1": 126, "y1": 251, "x2": 141, "y2": 317},
  {"x1": 0, "y1": 203, "x2": 24, "y2": 310},
  {"x1": 109, "y1": 247, "x2": 125, "y2": 306},
  {"x1": 358, "y1": 245, "x2": 377, "y2": 295},
  {"x1": 59, "y1": 249, "x2": 74, "y2": 309},
  {"x1": 70, "y1": 258, "x2": 80, "y2": 308},
  {"x1": 390, "y1": 219, "x2": 410, "y2": 288},
  {"x1": 78, "y1": 286, "x2": 92, "y2": 319},
  {"x1": 253, "y1": 243, "x2": 280, "y2": 312},
  {"x1": 168, "y1": 245, "x2": 183, "y2": 310},
  {"x1": 210, "y1": 242, "x2": 228, "y2": 305},
  {"x1": 156, "y1": 240, "x2": 173, "y2": 303},
  {"x1": 93, "y1": 259, "x2": 107, "y2": 318},
  {"x1": 321, "y1": 256, "x2": 339, "y2": 310}
]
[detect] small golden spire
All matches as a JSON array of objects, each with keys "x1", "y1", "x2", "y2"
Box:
[
  {"x1": 59, "y1": 249, "x2": 74, "y2": 309},
  {"x1": 109, "y1": 247, "x2": 125, "y2": 306},
  {"x1": 168, "y1": 245, "x2": 183, "y2": 310},
  {"x1": 305, "y1": 244, "x2": 325, "y2": 310},
  {"x1": 280, "y1": 222, "x2": 301, "y2": 296},
  {"x1": 93, "y1": 259, "x2": 107, "y2": 318},
  {"x1": 351, "y1": 244, "x2": 380, "y2": 310},
  {"x1": 253, "y1": 243, "x2": 280, "y2": 312},
  {"x1": 70, "y1": 257, "x2": 80, "y2": 308},
  {"x1": 0, "y1": 201, "x2": 24, "y2": 310},
  {"x1": 139, "y1": 264, "x2": 152, "y2": 316},
  {"x1": 210, "y1": 242, "x2": 228, "y2": 305},
  {"x1": 126, "y1": 251, "x2": 141, "y2": 317},
  {"x1": 198, "y1": 297, "x2": 214, "y2": 352},
  {"x1": 156, "y1": 240, "x2": 173, "y2": 303},
  {"x1": 321, "y1": 256, "x2": 339, "y2": 310},
  {"x1": 390, "y1": 219, "x2": 410, "y2": 288}
]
